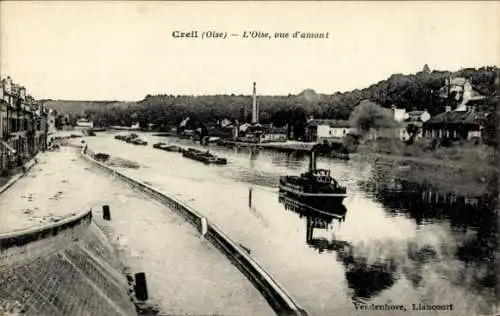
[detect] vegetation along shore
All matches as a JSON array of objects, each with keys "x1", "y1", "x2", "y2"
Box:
[{"x1": 42, "y1": 66, "x2": 499, "y2": 197}]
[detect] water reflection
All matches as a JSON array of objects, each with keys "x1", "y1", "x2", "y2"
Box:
[
  {"x1": 250, "y1": 147, "x2": 260, "y2": 160},
  {"x1": 278, "y1": 175, "x2": 497, "y2": 311},
  {"x1": 267, "y1": 151, "x2": 305, "y2": 170},
  {"x1": 306, "y1": 221, "x2": 399, "y2": 300},
  {"x1": 359, "y1": 172, "x2": 498, "y2": 307},
  {"x1": 278, "y1": 195, "x2": 399, "y2": 300},
  {"x1": 99, "y1": 133, "x2": 498, "y2": 314}
]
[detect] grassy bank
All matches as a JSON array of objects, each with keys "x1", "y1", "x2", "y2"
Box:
[
  {"x1": 354, "y1": 138, "x2": 498, "y2": 196},
  {"x1": 356, "y1": 138, "x2": 497, "y2": 165}
]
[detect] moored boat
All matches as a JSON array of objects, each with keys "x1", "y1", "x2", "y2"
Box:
[
  {"x1": 83, "y1": 129, "x2": 96, "y2": 136},
  {"x1": 279, "y1": 150, "x2": 347, "y2": 211},
  {"x1": 130, "y1": 138, "x2": 147, "y2": 145},
  {"x1": 182, "y1": 148, "x2": 227, "y2": 165},
  {"x1": 111, "y1": 123, "x2": 140, "y2": 131},
  {"x1": 153, "y1": 142, "x2": 182, "y2": 152},
  {"x1": 165, "y1": 145, "x2": 182, "y2": 152},
  {"x1": 153, "y1": 142, "x2": 168, "y2": 149},
  {"x1": 114, "y1": 133, "x2": 139, "y2": 143},
  {"x1": 90, "y1": 127, "x2": 106, "y2": 132}
]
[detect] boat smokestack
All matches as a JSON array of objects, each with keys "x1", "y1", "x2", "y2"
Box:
[
  {"x1": 252, "y1": 82, "x2": 258, "y2": 123},
  {"x1": 309, "y1": 150, "x2": 317, "y2": 171}
]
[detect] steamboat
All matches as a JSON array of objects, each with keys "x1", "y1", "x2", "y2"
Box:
[{"x1": 279, "y1": 149, "x2": 347, "y2": 213}]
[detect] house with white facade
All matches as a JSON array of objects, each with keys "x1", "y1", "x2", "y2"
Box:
[
  {"x1": 305, "y1": 119, "x2": 355, "y2": 143},
  {"x1": 391, "y1": 106, "x2": 431, "y2": 140}
]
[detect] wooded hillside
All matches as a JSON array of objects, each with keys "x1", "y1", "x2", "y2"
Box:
[{"x1": 49, "y1": 66, "x2": 498, "y2": 132}]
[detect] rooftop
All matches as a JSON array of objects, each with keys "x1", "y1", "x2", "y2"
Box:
[
  {"x1": 306, "y1": 119, "x2": 351, "y2": 128},
  {"x1": 448, "y1": 77, "x2": 468, "y2": 85},
  {"x1": 425, "y1": 110, "x2": 488, "y2": 125}
]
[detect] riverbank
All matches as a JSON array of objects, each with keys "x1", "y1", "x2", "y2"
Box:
[
  {"x1": 215, "y1": 137, "x2": 498, "y2": 197},
  {"x1": 82, "y1": 132, "x2": 499, "y2": 316},
  {"x1": 106, "y1": 130, "x2": 498, "y2": 197},
  {"x1": 0, "y1": 143, "x2": 275, "y2": 316},
  {"x1": 354, "y1": 139, "x2": 498, "y2": 197}
]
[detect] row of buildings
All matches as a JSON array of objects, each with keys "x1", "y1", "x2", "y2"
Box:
[
  {"x1": 159, "y1": 77, "x2": 498, "y2": 146},
  {"x1": 304, "y1": 76, "x2": 497, "y2": 144},
  {"x1": 222, "y1": 77, "x2": 497, "y2": 145},
  {"x1": 304, "y1": 104, "x2": 496, "y2": 144},
  {"x1": 0, "y1": 76, "x2": 56, "y2": 173}
]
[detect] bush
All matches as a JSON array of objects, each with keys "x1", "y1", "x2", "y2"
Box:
[
  {"x1": 342, "y1": 133, "x2": 360, "y2": 153},
  {"x1": 440, "y1": 138, "x2": 453, "y2": 147},
  {"x1": 94, "y1": 153, "x2": 110, "y2": 162},
  {"x1": 329, "y1": 142, "x2": 344, "y2": 152},
  {"x1": 349, "y1": 100, "x2": 399, "y2": 132},
  {"x1": 469, "y1": 137, "x2": 481, "y2": 145},
  {"x1": 428, "y1": 138, "x2": 439, "y2": 150}
]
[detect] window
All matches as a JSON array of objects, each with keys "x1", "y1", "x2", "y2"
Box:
[{"x1": 10, "y1": 118, "x2": 16, "y2": 132}]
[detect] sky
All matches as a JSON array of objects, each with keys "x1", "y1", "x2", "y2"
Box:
[{"x1": 1, "y1": 1, "x2": 498, "y2": 101}]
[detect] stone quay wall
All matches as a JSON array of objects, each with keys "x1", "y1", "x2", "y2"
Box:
[
  {"x1": 81, "y1": 147, "x2": 309, "y2": 316},
  {"x1": 0, "y1": 209, "x2": 136, "y2": 316}
]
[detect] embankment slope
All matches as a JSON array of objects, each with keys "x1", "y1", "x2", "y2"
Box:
[{"x1": 0, "y1": 211, "x2": 136, "y2": 316}]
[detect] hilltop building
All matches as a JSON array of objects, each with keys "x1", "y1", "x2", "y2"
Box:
[
  {"x1": 424, "y1": 75, "x2": 491, "y2": 140},
  {"x1": 438, "y1": 76, "x2": 486, "y2": 111}
]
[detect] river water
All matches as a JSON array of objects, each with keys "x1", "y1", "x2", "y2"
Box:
[{"x1": 83, "y1": 132, "x2": 497, "y2": 316}]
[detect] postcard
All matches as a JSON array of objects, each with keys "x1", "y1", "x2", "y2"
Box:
[{"x1": 0, "y1": 1, "x2": 498, "y2": 316}]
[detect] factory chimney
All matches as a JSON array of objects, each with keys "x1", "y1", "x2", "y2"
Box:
[{"x1": 252, "y1": 82, "x2": 258, "y2": 124}]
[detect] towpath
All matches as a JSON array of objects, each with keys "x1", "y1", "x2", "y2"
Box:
[{"x1": 0, "y1": 145, "x2": 274, "y2": 316}]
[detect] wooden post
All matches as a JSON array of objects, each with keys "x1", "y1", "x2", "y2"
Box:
[
  {"x1": 134, "y1": 272, "x2": 148, "y2": 301},
  {"x1": 248, "y1": 188, "x2": 253, "y2": 208},
  {"x1": 200, "y1": 217, "x2": 207, "y2": 237},
  {"x1": 306, "y1": 217, "x2": 313, "y2": 243},
  {"x1": 103, "y1": 205, "x2": 111, "y2": 220}
]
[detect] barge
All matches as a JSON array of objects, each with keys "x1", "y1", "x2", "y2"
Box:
[
  {"x1": 279, "y1": 149, "x2": 347, "y2": 212},
  {"x1": 114, "y1": 133, "x2": 138, "y2": 141},
  {"x1": 130, "y1": 138, "x2": 147, "y2": 145},
  {"x1": 114, "y1": 133, "x2": 147, "y2": 145},
  {"x1": 182, "y1": 148, "x2": 227, "y2": 165},
  {"x1": 153, "y1": 142, "x2": 182, "y2": 152}
]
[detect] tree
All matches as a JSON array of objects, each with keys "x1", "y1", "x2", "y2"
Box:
[
  {"x1": 482, "y1": 111, "x2": 498, "y2": 148},
  {"x1": 349, "y1": 99, "x2": 399, "y2": 133},
  {"x1": 406, "y1": 123, "x2": 420, "y2": 140},
  {"x1": 259, "y1": 111, "x2": 272, "y2": 123},
  {"x1": 76, "y1": 67, "x2": 498, "y2": 132},
  {"x1": 54, "y1": 115, "x2": 63, "y2": 130}
]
